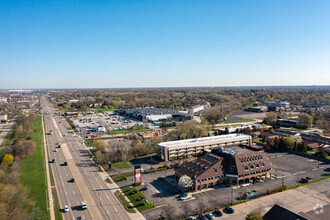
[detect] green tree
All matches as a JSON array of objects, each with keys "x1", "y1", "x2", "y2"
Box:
[
  {"x1": 1, "y1": 154, "x2": 14, "y2": 165},
  {"x1": 298, "y1": 113, "x2": 313, "y2": 129},
  {"x1": 282, "y1": 137, "x2": 297, "y2": 150},
  {"x1": 246, "y1": 211, "x2": 263, "y2": 220}
]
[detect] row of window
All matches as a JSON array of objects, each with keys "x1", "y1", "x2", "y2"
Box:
[
  {"x1": 239, "y1": 168, "x2": 271, "y2": 177},
  {"x1": 239, "y1": 155, "x2": 263, "y2": 163}
]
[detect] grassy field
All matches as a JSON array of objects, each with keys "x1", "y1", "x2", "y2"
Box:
[
  {"x1": 19, "y1": 116, "x2": 49, "y2": 218},
  {"x1": 110, "y1": 127, "x2": 150, "y2": 135},
  {"x1": 112, "y1": 160, "x2": 132, "y2": 169},
  {"x1": 113, "y1": 172, "x2": 134, "y2": 183},
  {"x1": 121, "y1": 186, "x2": 155, "y2": 212},
  {"x1": 222, "y1": 119, "x2": 255, "y2": 124},
  {"x1": 114, "y1": 190, "x2": 136, "y2": 213}
]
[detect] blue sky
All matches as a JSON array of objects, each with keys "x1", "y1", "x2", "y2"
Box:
[{"x1": 0, "y1": 0, "x2": 329, "y2": 88}]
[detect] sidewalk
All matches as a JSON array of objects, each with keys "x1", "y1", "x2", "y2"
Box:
[{"x1": 218, "y1": 179, "x2": 330, "y2": 219}]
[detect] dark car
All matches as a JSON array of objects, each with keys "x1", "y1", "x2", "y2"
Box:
[
  {"x1": 50, "y1": 159, "x2": 55, "y2": 163},
  {"x1": 63, "y1": 162, "x2": 68, "y2": 166},
  {"x1": 213, "y1": 210, "x2": 222, "y2": 216},
  {"x1": 69, "y1": 178, "x2": 75, "y2": 183},
  {"x1": 198, "y1": 214, "x2": 208, "y2": 220},
  {"x1": 140, "y1": 186, "x2": 148, "y2": 191},
  {"x1": 224, "y1": 207, "x2": 234, "y2": 214},
  {"x1": 77, "y1": 217, "x2": 82, "y2": 220}
]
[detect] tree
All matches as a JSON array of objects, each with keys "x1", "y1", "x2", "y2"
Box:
[
  {"x1": 93, "y1": 140, "x2": 106, "y2": 152},
  {"x1": 162, "y1": 205, "x2": 176, "y2": 220},
  {"x1": 178, "y1": 175, "x2": 193, "y2": 191},
  {"x1": 1, "y1": 154, "x2": 14, "y2": 165},
  {"x1": 298, "y1": 113, "x2": 313, "y2": 129},
  {"x1": 264, "y1": 112, "x2": 277, "y2": 126},
  {"x1": 281, "y1": 137, "x2": 297, "y2": 151},
  {"x1": 246, "y1": 211, "x2": 263, "y2": 220},
  {"x1": 19, "y1": 140, "x2": 36, "y2": 158},
  {"x1": 180, "y1": 202, "x2": 192, "y2": 219}
]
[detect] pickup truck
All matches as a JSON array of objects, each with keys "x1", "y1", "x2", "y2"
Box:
[{"x1": 244, "y1": 190, "x2": 257, "y2": 199}]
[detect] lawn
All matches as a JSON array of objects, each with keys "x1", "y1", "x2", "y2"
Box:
[
  {"x1": 121, "y1": 186, "x2": 155, "y2": 212},
  {"x1": 19, "y1": 116, "x2": 49, "y2": 218},
  {"x1": 222, "y1": 119, "x2": 255, "y2": 124},
  {"x1": 112, "y1": 160, "x2": 132, "y2": 169},
  {"x1": 112, "y1": 172, "x2": 134, "y2": 183},
  {"x1": 110, "y1": 127, "x2": 150, "y2": 135},
  {"x1": 114, "y1": 190, "x2": 136, "y2": 213},
  {"x1": 252, "y1": 137, "x2": 267, "y2": 145}
]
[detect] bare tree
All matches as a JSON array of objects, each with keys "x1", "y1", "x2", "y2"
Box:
[
  {"x1": 162, "y1": 205, "x2": 176, "y2": 220},
  {"x1": 180, "y1": 201, "x2": 192, "y2": 219}
]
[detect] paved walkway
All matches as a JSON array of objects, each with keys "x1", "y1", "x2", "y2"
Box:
[{"x1": 217, "y1": 178, "x2": 330, "y2": 219}]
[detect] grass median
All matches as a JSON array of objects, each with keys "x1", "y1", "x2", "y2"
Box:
[
  {"x1": 114, "y1": 190, "x2": 136, "y2": 213},
  {"x1": 19, "y1": 116, "x2": 49, "y2": 218},
  {"x1": 112, "y1": 172, "x2": 134, "y2": 183},
  {"x1": 121, "y1": 186, "x2": 155, "y2": 212},
  {"x1": 112, "y1": 160, "x2": 132, "y2": 169}
]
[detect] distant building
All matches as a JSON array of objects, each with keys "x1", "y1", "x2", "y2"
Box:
[
  {"x1": 277, "y1": 119, "x2": 297, "y2": 127},
  {"x1": 0, "y1": 97, "x2": 7, "y2": 103},
  {"x1": 117, "y1": 108, "x2": 193, "y2": 122},
  {"x1": 0, "y1": 114, "x2": 8, "y2": 123},
  {"x1": 68, "y1": 99, "x2": 79, "y2": 104},
  {"x1": 175, "y1": 146, "x2": 272, "y2": 191},
  {"x1": 244, "y1": 106, "x2": 267, "y2": 113},
  {"x1": 157, "y1": 134, "x2": 252, "y2": 161},
  {"x1": 188, "y1": 105, "x2": 205, "y2": 114},
  {"x1": 266, "y1": 101, "x2": 290, "y2": 111},
  {"x1": 273, "y1": 129, "x2": 300, "y2": 137},
  {"x1": 300, "y1": 133, "x2": 330, "y2": 145}
]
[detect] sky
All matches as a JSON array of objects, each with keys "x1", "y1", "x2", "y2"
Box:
[{"x1": 0, "y1": 0, "x2": 330, "y2": 89}]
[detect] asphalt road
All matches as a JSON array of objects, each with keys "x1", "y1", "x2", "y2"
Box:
[{"x1": 42, "y1": 97, "x2": 139, "y2": 220}]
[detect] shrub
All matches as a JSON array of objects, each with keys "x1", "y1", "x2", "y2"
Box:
[{"x1": 133, "y1": 182, "x2": 141, "y2": 186}]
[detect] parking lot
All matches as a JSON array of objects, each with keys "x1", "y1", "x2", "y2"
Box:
[
  {"x1": 71, "y1": 112, "x2": 143, "y2": 130},
  {"x1": 139, "y1": 152, "x2": 330, "y2": 220}
]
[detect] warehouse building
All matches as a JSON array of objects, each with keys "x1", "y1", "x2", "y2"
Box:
[
  {"x1": 266, "y1": 101, "x2": 290, "y2": 111},
  {"x1": 116, "y1": 108, "x2": 193, "y2": 122},
  {"x1": 175, "y1": 146, "x2": 272, "y2": 191},
  {"x1": 157, "y1": 134, "x2": 252, "y2": 161}
]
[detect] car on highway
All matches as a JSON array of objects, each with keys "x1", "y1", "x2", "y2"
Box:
[
  {"x1": 57, "y1": 145, "x2": 61, "y2": 148},
  {"x1": 54, "y1": 149, "x2": 59, "y2": 152},
  {"x1": 81, "y1": 201, "x2": 87, "y2": 209},
  {"x1": 50, "y1": 159, "x2": 55, "y2": 163},
  {"x1": 56, "y1": 142, "x2": 60, "y2": 145},
  {"x1": 64, "y1": 205, "x2": 69, "y2": 212},
  {"x1": 223, "y1": 207, "x2": 234, "y2": 214},
  {"x1": 69, "y1": 178, "x2": 75, "y2": 183},
  {"x1": 63, "y1": 134, "x2": 66, "y2": 137},
  {"x1": 77, "y1": 217, "x2": 82, "y2": 220},
  {"x1": 63, "y1": 162, "x2": 67, "y2": 166}
]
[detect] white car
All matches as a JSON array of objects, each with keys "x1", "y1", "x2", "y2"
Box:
[
  {"x1": 179, "y1": 195, "x2": 190, "y2": 200},
  {"x1": 81, "y1": 201, "x2": 87, "y2": 209},
  {"x1": 64, "y1": 205, "x2": 69, "y2": 212}
]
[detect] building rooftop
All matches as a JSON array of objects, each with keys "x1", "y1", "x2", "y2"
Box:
[{"x1": 158, "y1": 133, "x2": 251, "y2": 148}]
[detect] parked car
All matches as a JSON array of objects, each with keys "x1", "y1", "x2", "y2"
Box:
[
  {"x1": 206, "y1": 213, "x2": 215, "y2": 219},
  {"x1": 179, "y1": 195, "x2": 190, "y2": 200},
  {"x1": 198, "y1": 214, "x2": 208, "y2": 220},
  {"x1": 224, "y1": 207, "x2": 234, "y2": 214},
  {"x1": 140, "y1": 186, "x2": 148, "y2": 191},
  {"x1": 187, "y1": 216, "x2": 196, "y2": 220},
  {"x1": 213, "y1": 210, "x2": 222, "y2": 216},
  {"x1": 64, "y1": 205, "x2": 69, "y2": 212}
]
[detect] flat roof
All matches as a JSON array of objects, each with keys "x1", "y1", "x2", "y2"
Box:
[{"x1": 158, "y1": 133, "x2": 251, "y2": 148}]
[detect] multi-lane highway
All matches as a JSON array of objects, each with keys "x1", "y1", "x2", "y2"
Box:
[{"x1": 41, "y1": 97, "x2": 144, "y2": 220}]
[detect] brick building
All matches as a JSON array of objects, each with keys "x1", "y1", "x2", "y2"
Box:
[{"x1": 175, "y1": 146, "x2": 272, "y2": 191}]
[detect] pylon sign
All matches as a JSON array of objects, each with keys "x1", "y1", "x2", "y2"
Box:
[{"x1": 134, "y1": 165, "x2": 141, "y2": 183}]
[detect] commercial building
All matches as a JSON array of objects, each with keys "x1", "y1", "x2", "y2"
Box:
[
  {"x1": 157, "y1": 134, "x2": 252, "y2": 161},
  {"x1": 188, "y1": 105, "x2": 205, "y2": 114},
  {"x1": 117, "y1": 108, "x2": 193, "y2": 122},
  {"x1": 243, "y1": 106, "x2": 267, "y2": 113},
  {"x1": 277, "y1": 119, "x2": 297, "y2": 127},
  {"x1": 266, "y1": 101, "x2": 290, "y2": 111},
  {"x1": 175, "y1": 146, "x2": 272, "y2": 191},
  {"x1": 0, "y1": 97, "x2": 7, "y2": 103}
]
